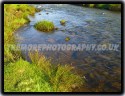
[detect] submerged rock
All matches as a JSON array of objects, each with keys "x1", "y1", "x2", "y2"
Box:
[
  {"x1": 65, "y1": 37, "x2": 70, "y2": 41},
  {"x1": 60, "y1": 20, "x2": 66, "y2": 26},
  {"x1": 47, "y1": 38, "x2": 55, "y2": 43}
]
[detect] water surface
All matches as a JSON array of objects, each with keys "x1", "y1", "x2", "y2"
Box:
[{"x1": 16, "y1": 4, "x2": 121, "y2": 92}]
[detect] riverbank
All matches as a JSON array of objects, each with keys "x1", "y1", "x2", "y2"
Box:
[
  {"x1": 4, "y1": 4, "x2": 84, "y2": 92},
  {"x1": 83, "y1": 4, "x2": 121, "y2": 11}
]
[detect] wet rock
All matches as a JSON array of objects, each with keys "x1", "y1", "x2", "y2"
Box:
[
  {"x1": 60, "y1": 20, "x2": 66, "y2": 26},
  {"x1": 102, "y1": 12, "x2": 105, "y2": 15},
  {"x1": 65, "y1": 37, "x2": 70, "y2": 41},
  {"x1": 90, "y1": 73, "x2": 95, "y2": 78},
  {"x1": 47, "y1": 38, "x2": 55, "y2": 43},
  {"x1": 55, "y1": 27, "x2": 58, "y2": 30},
  {"x1": 99, "y1": 55, "x2": 111, "y2": 60},
  {"x1": 72, "y1": 51, "x2": 77, "y2": 59}
]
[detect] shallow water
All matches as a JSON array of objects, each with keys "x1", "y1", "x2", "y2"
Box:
[{"x1": 16, "y1": 4, "x2": 121, "y2": 92}]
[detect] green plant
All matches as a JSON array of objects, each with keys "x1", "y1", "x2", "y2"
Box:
[
  {"x1": 29, "y1": 51, "x2": 84, "y2": 92},
  {"x1": 34, "y1": 20, "x2": 55, "y2": 32},
  {"x1": 109, "y1": 4, "x2": 121, "y2": 11},
  {"x1": 4, "y1": 58, "x2": 52, "y2": 92},
  {"x1": 83, "y1": 4, "x2": 121, "y2": 11},
  {"x1": 89, "y1": 4, "x2": 95, "y2": 8},
  {"x1": 4, "y1": 4, "x2": 37, "y2": 63},
  {"x1": 96, "y1": 4, "x2": 110, "y2": 9}
]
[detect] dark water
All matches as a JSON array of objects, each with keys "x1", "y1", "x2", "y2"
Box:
[{"x1": 16, "y1": 4, "x2": 121, "y2": 92}]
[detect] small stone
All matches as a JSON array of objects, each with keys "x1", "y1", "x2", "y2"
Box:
[
  {"x1": 65, "y1": 37, "x2": 70, "y2": 41},
  {"x1": 47, "y1": 38, "x2": 55, "y2": 43},
  {"x1": 55, "y1": 27, "x2": 58, "y2": 30},
  {"x1": 60, "y1": 20, "x2": 66, "y2": 26},
  {"x1": 102, "y1": 12, "x2": 105, "y2": 15}
]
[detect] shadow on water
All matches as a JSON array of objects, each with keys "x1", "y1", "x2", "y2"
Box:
[{"x1": 15, "y1": 4, "x2": 121, "y2": 92}]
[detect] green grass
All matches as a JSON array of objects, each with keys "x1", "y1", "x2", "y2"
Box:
[
  {"x1": 4, "y1": 58, "x2": 52, "y2": 92},
  {"x1": 29, "y1": 51, "x2": 84, "y2": 92},
  {"x1": 83, "y1": 4, "x2": 121, "y2": 11},
  {"x1": 4, "y1": 4, "x2": 37, "y2": 63},
  {"x1": 34, "y1": 20, "x2": 55, "y2": 32},
  {"x1": 4, "y1": 51, "x2": 84, "y2": 92}
]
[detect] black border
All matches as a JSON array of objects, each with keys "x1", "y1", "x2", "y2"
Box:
[{"x1": 1, "y1": 1, "x2": 124, "y2": 95}]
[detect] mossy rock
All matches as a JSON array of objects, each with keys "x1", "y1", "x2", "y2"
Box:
[
  {"x1": 60, "y1": 20, "x2": 66, "y2": 26},
  {"x1": 34, "y1": 20, "x2": 55, "y2": 32},
  {"x1": 65, "y1": 37, "x2": 70, "y2": 41}
]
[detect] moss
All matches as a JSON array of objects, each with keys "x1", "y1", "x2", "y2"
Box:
[
  {"x1": 34, "y1": 20, "x2": 55, "y2": 32},
  {"x1": 60, "y1": 19, "x2": 66, "y2": 26},
  {"x1": 65, "y1": 37, "x2": 70, "y2": 41}
]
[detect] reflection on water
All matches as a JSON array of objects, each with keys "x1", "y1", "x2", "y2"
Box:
[{"x1": 16, "y1": 4, "x2": 121, "y2": 92}]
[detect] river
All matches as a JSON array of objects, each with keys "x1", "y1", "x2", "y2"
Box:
[{"x1": 15, "y1": 4, "x2": 121, "y2": 92}]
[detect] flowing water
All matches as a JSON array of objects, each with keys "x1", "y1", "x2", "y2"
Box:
[{"x1": 15, "y1": 4, "x2": 121, "y2": 92}]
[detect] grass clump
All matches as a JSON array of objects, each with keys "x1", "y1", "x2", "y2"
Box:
[
  {"x1": 4, "y1": 51, "x2": 84, "y2": 92},
  {"x1": 4, "y1": 58, "x2": 52, "y2": 92},
  {"x1": 29, "y1": 51, "x2": 84, "y2": 92},
  {"x1": 34, "y1": 20, "x2": 55, "y2": 32}
]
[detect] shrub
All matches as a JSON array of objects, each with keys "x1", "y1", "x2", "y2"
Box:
[
  {"x1": 96, "y1": 4, "x2": 110, "y2": 9},
  {"x1": 34, "y1": 20, "x2": 55, "y2": 32}
]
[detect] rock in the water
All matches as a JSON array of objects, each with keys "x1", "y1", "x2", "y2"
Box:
[
  {"x1": 60, "y1": 20, "x2": 66, "y2": 26},
  {"x1": 65, "y1": 37, "x2": 70, "y2": 41},
  {"x1": 47, "y1": 38, "x2": 55, "y2": 43}
]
